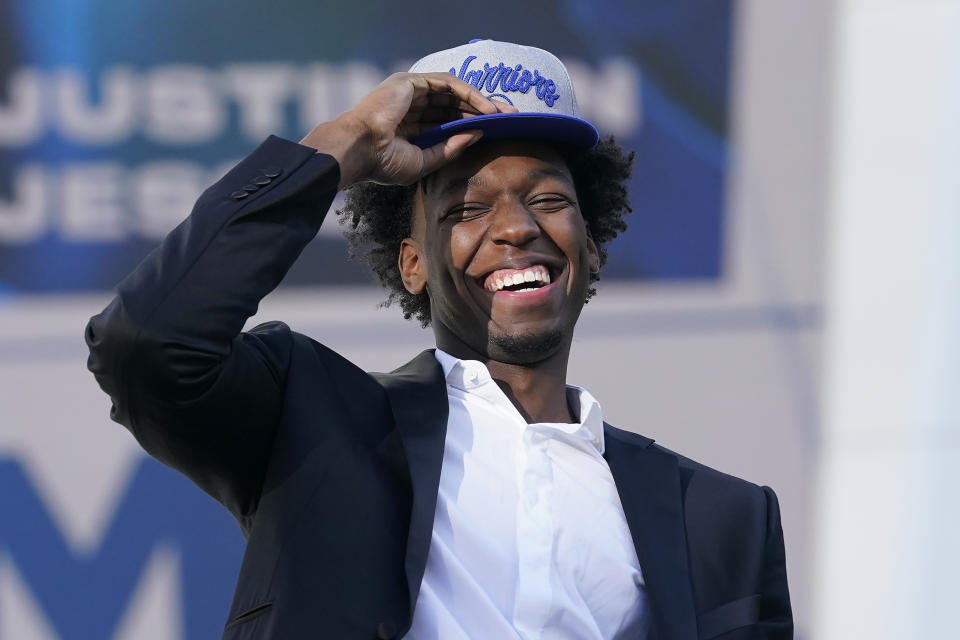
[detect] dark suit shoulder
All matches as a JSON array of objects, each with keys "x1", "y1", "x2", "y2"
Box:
[
  {"x1": 656, "y1": 442, "x2": 775, "y2": 538},
  {"x1": 244, "y1": 321, "x2": 377, "y2": 391},
  {"x1": 604, "y1": 422, "x2": 772, "y2": 513},
  {"x1": 658, "y1": 443, "x2": 767, "y2": 495},
  {"x1": 272, "y1": 325, "x2": 396, "y2": 408}
]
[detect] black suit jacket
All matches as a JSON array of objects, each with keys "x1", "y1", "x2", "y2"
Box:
[{"x1": 86, "y1": 136, "x2": 792, "y2": 640}]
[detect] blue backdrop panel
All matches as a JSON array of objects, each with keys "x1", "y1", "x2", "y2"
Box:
[
  {"x1": 1, "y1": 456, "x2": 243, "y2": 639},
  {"x1": 0, "y1": 0, "x2": 732, "y2": 293}
]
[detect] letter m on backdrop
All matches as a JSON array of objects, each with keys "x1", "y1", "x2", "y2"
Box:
[{"x1": 0, "y1": 457, "x2": 244, "y2": 639}]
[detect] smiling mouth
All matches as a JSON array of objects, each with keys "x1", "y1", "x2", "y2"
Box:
[{"x1": 482, "y1": 264, "x2": 553, "y2": 293}]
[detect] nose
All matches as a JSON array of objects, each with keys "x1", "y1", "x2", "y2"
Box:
[{"x1": 488, "y1": 198, "x2": 540, "y2": 246}]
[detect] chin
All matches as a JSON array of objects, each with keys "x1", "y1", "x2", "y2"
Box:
[{"x1": 488, "y1": 326, "x2": 565, "y2": 364}]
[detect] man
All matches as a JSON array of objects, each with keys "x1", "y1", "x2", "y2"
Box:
[{"x1": 86, "y1": 40, "x2": 792, "y2": 639}]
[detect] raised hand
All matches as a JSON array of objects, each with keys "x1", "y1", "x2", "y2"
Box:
[{"x1": 300, "y1": 72, "x2": 516, "y2": 188}]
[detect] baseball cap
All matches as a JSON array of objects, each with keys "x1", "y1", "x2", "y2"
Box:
[{"x1": 409, "y1": 39, "x2": 599, "y2": 150}]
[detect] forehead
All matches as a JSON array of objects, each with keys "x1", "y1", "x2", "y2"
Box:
[{"x1": 421, "y1": 139, "x2": 573, "y2": 199}]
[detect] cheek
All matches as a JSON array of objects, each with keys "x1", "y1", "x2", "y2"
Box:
[
  {"x1": 544, "y1": 214, "x2": 589, "y2": 258},
  {"x1": 445, "y1": 225, "x2": 484, "y2": 274},
  {"x1": 423, "y1": 223, "x2": 453, "y2": 275}
]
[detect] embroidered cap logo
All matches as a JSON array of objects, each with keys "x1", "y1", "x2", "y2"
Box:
[{"x1": 451, "y1": 56, "x2": 560, "y2": 108}]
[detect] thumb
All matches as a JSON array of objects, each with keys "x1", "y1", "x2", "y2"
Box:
[{"x1": 419, "y1": 130, "x2": 484, "y2": 178}]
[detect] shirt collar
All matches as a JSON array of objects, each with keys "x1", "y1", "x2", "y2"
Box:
[{"x1": 434, "y1": 348, "x2": 605, "y2": 455}]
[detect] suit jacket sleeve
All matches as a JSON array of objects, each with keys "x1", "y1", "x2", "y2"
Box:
[
  {"x1": 85, "y1": 135, "x2": 340, "y2": 524},
  {"x1": 759, "y1": 485, "x2": 793, "y2": 638}
]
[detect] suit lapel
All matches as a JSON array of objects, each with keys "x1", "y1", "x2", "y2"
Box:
[
  {"x1": 372, "y1": 350, "x2": 449, "y2": 618},
  {"x1": 604, "y1": 424, "x2": 698, "y2": 640}
]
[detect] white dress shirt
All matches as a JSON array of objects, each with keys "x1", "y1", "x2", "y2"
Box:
[{"x1": 404, "y1": 350, "x2": 650, "y2": 640}]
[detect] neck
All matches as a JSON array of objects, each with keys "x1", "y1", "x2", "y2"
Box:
[{"x1": 434, "y1": 325, "x2": 575, "y2": 424}]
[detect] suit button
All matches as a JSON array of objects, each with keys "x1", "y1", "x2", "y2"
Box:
[
  {"x1": 241, "y1": 184, "x2": 258, "y2": 192},
  {"x1": 251, "y1": 175, "x2": 271, "y2": 186},
  {"x1": 263, "y1": 166, "x2": 282, "y2": 178},
  {"x1": 375, "y1": 621, "x2": 397, "y2": 639},
  {"x1": 229, "y1": 190, "x2": 249, "y2": 200}
]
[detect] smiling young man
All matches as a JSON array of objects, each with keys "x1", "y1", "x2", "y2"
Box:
[
  {"x1": 397, "y1": 139, "x2": 599, "y2": 423},
  {"x1": 86, "y1": 40, "x2": 792, "y2": 639}
]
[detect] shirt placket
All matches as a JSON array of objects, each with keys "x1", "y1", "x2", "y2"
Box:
[
  {"x1": 456, "y1": 364, "x2": 598, "y2": 639},
  {"x1": 513, "y1": 425, "x2": 555, "y2": 639}
]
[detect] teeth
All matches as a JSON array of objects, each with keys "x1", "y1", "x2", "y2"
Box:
[{"x1": 486, "y1": 265, "x2": 553, "y2": 292}]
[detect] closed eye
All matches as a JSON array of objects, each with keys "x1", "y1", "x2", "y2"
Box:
[
  {"x1": 441, "y1": 204, "x2": 489, "y2": 222},
  {"x1": 528, "y1": 194, "x2": 574, "y2": 212}
]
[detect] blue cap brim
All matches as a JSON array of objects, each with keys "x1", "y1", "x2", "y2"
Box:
[{"x1": 411, "y1": 112, "x2": 599, "y2": 150}]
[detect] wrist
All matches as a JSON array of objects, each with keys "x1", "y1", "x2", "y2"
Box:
[{"x1": 299, "y1": 113, "x2": 374, "y2": 189}]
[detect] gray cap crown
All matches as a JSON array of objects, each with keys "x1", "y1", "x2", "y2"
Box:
[
  {"x1": 408, "y1": 39, "x2": 598, "y2": 149},
  {"x1": 409, "y1": 39, "x2": 582, "y2": 117}
]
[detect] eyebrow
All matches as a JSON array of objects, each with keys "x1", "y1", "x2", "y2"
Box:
[
  {"x1": 528, "y1": 167, "x2": 575, "y2": 187},
  {"x1": 425, "y1": 174, "x2": 485, "y2": 200},
  {"x1": 429, "y1": 166, "x2": 574, "y2": 200}
]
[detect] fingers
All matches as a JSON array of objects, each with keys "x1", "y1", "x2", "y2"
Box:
[
  {"x1": 489, "y1": 98, "x2": 519, "y2": 114},
  {"x1": 418, "y1": 129, "x2": 484, "y2": 177},
  {"x1": 409, "y1": 89, "x2": 518, "y2": 116},
  {"x1": 399, "y1": 74, "x2": 520, "y2": 179},
  {"x1": 399, "y1": 78, "x2": 518, "y2": 139},
  {"x1": 400, "y1": 107, "x2": 510, "y2": 134},
  {"x1": 347, "y1": 72, "x2": 520, "y2": 185},
  {"x1": 397, "y1": 99, "x2": 518, "y2": 141},
  {"x1": 412, "y1": 72, "x2": 500, "y2": 117},
  {"x1": 403, "y1": 105, "x2": 472, "y2": 124},
  {"x1": 409, "y1": 91, "x2": 478, "y2": 111},
  {"x1": 396, "y1": 121, "x2": 443, "y2": 139}
]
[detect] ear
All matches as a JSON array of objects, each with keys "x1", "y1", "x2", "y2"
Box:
[
  {"x1": 586, "y1": 233, "x2": 600, "y2": 275},
  {"x1": 399, "y1": 238, "x2": 427, "y2": 294}
]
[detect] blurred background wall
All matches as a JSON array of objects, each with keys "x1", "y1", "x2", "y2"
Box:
[{"x1": 1, "y1": 1, "x2": 956, "y2": 638}]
